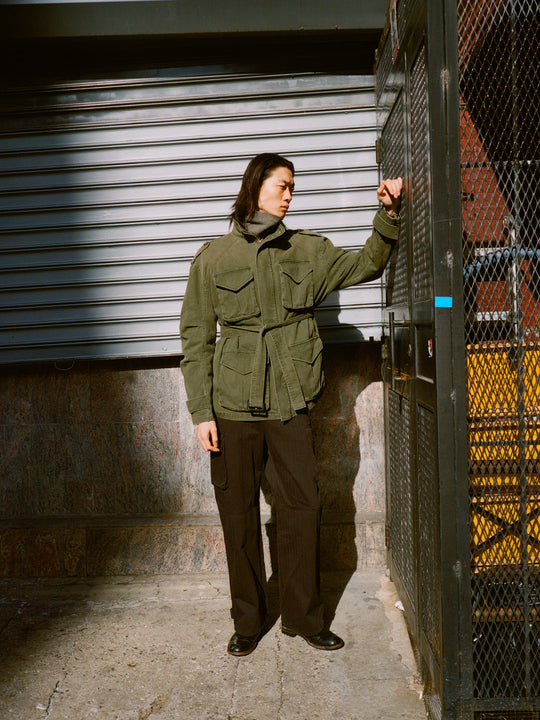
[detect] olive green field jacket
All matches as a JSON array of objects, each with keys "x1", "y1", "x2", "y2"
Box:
[{"x1": 180, "y1": 208, "x2": 400, "y2": 424}]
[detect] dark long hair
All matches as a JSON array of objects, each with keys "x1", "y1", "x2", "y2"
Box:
[{"x1": 230, "y1": 153, "x2": 295, "y2": 227}]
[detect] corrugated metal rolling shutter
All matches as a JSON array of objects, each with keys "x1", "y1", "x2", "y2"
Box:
[{"x1": 0, "y1": 70, "x2": 381, "y2": 364}]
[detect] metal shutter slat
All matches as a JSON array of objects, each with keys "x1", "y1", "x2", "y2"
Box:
[{"x1": 0, "y1": 69, "x2": 381, "y2": 362}]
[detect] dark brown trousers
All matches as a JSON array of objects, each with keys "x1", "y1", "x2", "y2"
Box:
[{"x1": 211, "y1": 413, "x2": 324, "y2": 638}]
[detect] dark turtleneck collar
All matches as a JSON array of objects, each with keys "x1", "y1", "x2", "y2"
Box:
[{"x1": 245, "y1": 210, "x2": 282, "y2": 238}]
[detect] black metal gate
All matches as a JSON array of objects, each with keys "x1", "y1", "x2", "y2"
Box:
[{"x1": 377, "y1": 0, "x2": 540, "y2": 718}]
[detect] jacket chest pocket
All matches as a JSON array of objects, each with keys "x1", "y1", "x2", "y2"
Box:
[
  {"x1": 279, "y1": 261, "x2": 314, "y2": 310},
  {"x1": 213, "y1": 267, "x2": 260, "y2": 322}
]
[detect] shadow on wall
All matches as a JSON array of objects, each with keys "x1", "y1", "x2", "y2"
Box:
[
  {"x1": 260, "y1": 322, "x2": 386, "y2": 627},
  {"x1": 0, "y1": 33, "x2": 387, "y2": 585},
  {"x1": 0, "y1": 49, "x2": 224, "y2": 579},
  {"x1": 0, "y1": 355, "x2": 221, "y2": 578},
  {"x1": 316, "y1": 335, "x2": 385, "y2": 625},
  {"x1": 0, "y1": 32, "x2": 389, "y2": 710},
  {"x1": 0, "y1": 330, "x2": 386, "y2": 586}
]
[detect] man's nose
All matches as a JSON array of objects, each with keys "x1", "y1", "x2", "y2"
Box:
[{"x1": 284, "y1": 188, "x2": 292, "y2": 201}]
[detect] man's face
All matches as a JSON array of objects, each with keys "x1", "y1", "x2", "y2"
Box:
[{"x1": 258, "y1": 166, "x2": 295, "y2": 219}]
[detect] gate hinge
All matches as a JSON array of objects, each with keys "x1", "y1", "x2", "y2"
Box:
[{"x1": 376, "y1": 138, "x2": 382, "y2": 165}]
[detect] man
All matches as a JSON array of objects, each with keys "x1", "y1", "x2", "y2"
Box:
[{"x1": 181, "y1": 153, "x2": 402, "y2": 656}]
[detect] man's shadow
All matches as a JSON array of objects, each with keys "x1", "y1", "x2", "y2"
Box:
[{"x1": 260, "y1": 308, "x2": 383, "y2": 630}]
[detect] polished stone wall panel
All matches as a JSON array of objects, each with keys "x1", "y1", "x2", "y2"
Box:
[
  {"x1": 3, "y1": 424, "x2": 97, "y2": 517},
  {"x1": 86, "y1": 524, "x2": 227, "y2": 576},
  {"x1": 176, "y1": 411, "x2": 218, "y2": 516},
  {"x1": 313, "y1": 418, "x2": 360, "y2": 513},
  {"x1": 0, "y1": 345, "x2": 387, "y2": 576},
  {"x1": 1, "y1": 362, "x2": 92, "y2": 426},
  {"x1": 312, "y1": 343, "x2": 385, "y2": 515},
  {"x1": 89, "y1": 421, "x2": 183, "y2": 516},
  {"x1": 365, "y1": 521, "x2": 386, "y2": 567},
  {"x1": 89, "y1": 364, "x2": 180, "y2": 424},
  {"x1": 0, "y1": 527, "x2": 87, "y2": 578}
]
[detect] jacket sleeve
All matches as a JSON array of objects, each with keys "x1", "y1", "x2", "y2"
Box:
[
  {"x1": 314, "y1": 207, "x2": 400, "y2": 303},
  {"x1": 180, "y1": 247, "x2": 217, "y2": 425}
]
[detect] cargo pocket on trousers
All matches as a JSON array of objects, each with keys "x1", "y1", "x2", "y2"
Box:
[{"x1": 210, "y1": 447, "x2": 228, "y2": 490}]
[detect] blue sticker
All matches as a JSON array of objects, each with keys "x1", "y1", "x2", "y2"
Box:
[{"x1": 434, "y1": 296, "x2": 453, "y2": 308}]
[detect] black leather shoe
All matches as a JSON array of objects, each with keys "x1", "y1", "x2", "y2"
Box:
[
  {"x1": 227, "y1": 632, "x2": 260, "y2": 657},
  {"x1": 281, "y1": 626, "x2": 344, "y2": 650}
]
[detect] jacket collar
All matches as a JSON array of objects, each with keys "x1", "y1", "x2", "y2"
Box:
[
  {"x1": 233, "y1": 218, "x2": 288, "y2": 246},
  {"x1": 245, "y1": 210, "x2": 281, "y2": 237}
]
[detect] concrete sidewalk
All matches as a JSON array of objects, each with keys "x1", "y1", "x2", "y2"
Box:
[{"x1": 0, "y1": 569, "x2": 426, "y2": 720}]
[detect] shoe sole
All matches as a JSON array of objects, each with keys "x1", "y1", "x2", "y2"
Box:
[
  {"x1": 281, "y1": 627, "x2": 344, "y2": 651},
  {"x1": 227, "y1": 644, "x2": 258, "y2": 657}
]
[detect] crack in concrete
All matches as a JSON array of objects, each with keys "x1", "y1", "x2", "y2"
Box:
[
  {"x1": 39, "y1": 614, "x2": 88, "y2": 720},
  {"x1": 226, "y1": 658, "x2": 240, "y2": 720},
  {"x1": 275, "y1": 627, "x2": 285, "y2": 720},
  {"x1": 42, "y1": 679, "x2": 61, "y2": 718},
  {"x1": 206, "y1": 579, "x2": 224, "y2": 596}
]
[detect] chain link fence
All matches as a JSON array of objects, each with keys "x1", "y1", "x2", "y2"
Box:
[{"x1": 458, "y1": 0, "x2": 540, "y2": 701}]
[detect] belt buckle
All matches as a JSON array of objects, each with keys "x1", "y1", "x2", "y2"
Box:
[{"x1": 247, "y1": 404, "x2": 267, "y2": 417}]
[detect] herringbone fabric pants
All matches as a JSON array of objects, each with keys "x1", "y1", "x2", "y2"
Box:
[{"x1": 211, "y1": 412, "x2": 324, "y2": 637}]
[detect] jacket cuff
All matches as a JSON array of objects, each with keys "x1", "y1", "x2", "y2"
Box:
[
  {"x1": 190, "y1": 409, "x2": 216, "y2": 425},
  {"x1": 373, "y1": 207, "x2": 401, "y2": 241},
  {"x1": 187, "y1": 395, "x2": 215, "y2": 425}
]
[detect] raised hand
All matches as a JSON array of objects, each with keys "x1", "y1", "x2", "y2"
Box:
[{"x1": 377, "y1": 177, "x2": 403, "y2": 215}]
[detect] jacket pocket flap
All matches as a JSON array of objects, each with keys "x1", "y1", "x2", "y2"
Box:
[
  {"x1": 215, "y1": 267, "x2": 254, "y2": 292},
  {"x1": 221, "y1": 350, "x2": 253, "y2": 375},
  {"x1": 279, "y1": 261, "x2": 312, "y2": 285},
  {"x1": 289, "y1": 337, "x2": 323, "y2": 365}
]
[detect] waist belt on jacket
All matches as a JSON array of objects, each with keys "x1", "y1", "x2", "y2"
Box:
[{"x1": 221, "y1": 312, "x2": 314, "y2": 418}]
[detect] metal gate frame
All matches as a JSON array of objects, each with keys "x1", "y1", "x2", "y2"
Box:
[
  {"x1": 377, "y1": 0, "x2": 540, "y2": 717},
  {"x1": 378, "y1": 2, "x2": 470, "y2": 715}
]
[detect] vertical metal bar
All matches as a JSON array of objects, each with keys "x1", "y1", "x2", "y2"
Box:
[
  {"x1": 509, "y1": 0, "x2": 533, "y2": 696},
  {"x1": 425, "y1": 0, "x2": 471, "y2": 715},
  {"x1": 444, "y1": 0, "x2": 474, "y2": 711},
  {"x1": 390, "y1": 311, "x2": 396, "y2": 391}
]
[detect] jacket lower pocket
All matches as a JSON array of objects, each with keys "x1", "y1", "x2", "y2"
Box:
[
  {"x1": 215, "y1": 347, "x2": 253, "y2": 412},
  {"x1": 289, "y1": 336, "x2": 324, "y2": 402}
]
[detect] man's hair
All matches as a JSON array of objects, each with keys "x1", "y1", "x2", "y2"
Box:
[{"x1": 230, "y1": 153, "x2": 295, "y2": 227}]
